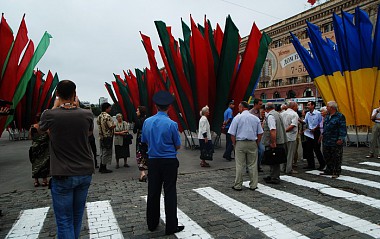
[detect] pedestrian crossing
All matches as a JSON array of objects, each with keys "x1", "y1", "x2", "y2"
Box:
[{"x1": 3, "y1": 161, "x2": 380, "y2": 238}]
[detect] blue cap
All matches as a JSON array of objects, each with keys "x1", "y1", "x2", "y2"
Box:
[{"x1": 152, "y1": 91, "x2": 174, "y2": 106}]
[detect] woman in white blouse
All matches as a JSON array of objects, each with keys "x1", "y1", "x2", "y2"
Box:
[
  {"x1": 198, "y1": 106, "x2": 213, "y2": 167},
  {"x1": 114, "y1": 113, "x2": 130, "y2": 168}
]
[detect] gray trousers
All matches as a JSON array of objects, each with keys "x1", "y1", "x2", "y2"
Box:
[
  {"x1": 285, "y1": 141, "x2": 297, "y2": 173},
  {"x1": 100, "y1": 146, "x2": 113, "y2": 164},
  {"x1": 234, "y1": 141, "x2": 258, "y2": 189},
  {"x1": 370, "y1": 123, "x2": 380, "y2": 155}
]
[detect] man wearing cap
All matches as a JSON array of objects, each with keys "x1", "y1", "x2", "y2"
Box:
[
  {"x1": 223, "y1": 100, "x2": 235, "y2": 161},
  {"x1": 141, "y1": 91, "x2": 184, "y2": 235}
]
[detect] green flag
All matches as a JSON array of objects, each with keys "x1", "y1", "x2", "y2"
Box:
[{"x1": 6, "y1": 31, "x2": 52, "y2": 126}]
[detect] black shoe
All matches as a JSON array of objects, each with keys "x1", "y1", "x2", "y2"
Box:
[
  {"x1": 101, "y1": 168, "x2": 112, "y2": 174},
  {"x1": 249, "y1": 187, "x2": 258, "y2": 191},
  {"x1": 258, "y1": 167, "x2": 264, "y2": 172},
  {"x1": 231, "y1": 186, "x2": 242, "y2": 191},
  {"x1": 148, "y1": 225, "x2": 158, "y2": 232},
  {"x1": 303, "y1": 166, "x2": 316, "y2": 170},
  {"x1": 317, "y1": 166, "x2": 325, "y2": 171},
  {"x1": 266, "y1": 179, "x2": 280, "y2": 184},
  {"x1": 95, "y1": 165, "x2": 99, "y2": 168},
  {"x1": 263, "y1": 176, "x2": 272, "y2": 182},
  {"x1": 165, "y1": 225, "x2": 185, "y2": 235}
]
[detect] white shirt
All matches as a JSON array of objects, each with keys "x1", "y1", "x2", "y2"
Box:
[
  {"x1": 281, "y1": 108, "x2": 299, "y2": 141},
  {"x1": 265, "y1": 110, "x2": 276, "y2": 130},
  {"x1": 372, "y1": 108, "x2": 380, "y2": 123},
  {"x1": 228, "y1": 110, "x2": 263, "y2": 141},
  {"x1": 198, "y1": 116, "x2": 211, "y2": 140}
]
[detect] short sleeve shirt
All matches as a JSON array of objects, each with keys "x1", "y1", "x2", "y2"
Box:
[
  {"x1": 141, "y1": 111, "x2": 181, "y2": 158},
  {"x1": 97, "y1": 112, "x2": 115, "y2": 138},
  {"x1": 228, "y1": 110, "x2": 263, "y2": 141},
  {"x1": 224, "y1": 108, "x2": 234, "y2": 129},
  {"x1": 39, "y1": 108, "x2": 94, "y2": 176},
  {"x1": 281, "y1": 108, "x2": 299, "y2": 141}
]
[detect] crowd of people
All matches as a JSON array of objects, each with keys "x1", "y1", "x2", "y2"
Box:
[{"x1": 3, "y1": 81, "x2": 379, "y2": 237}]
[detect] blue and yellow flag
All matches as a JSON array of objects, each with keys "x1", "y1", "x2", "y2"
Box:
[{"x1": 291, "y1": 6, "x2": 379, "y2": 127}]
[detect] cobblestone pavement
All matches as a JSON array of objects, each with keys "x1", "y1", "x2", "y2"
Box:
[{"x1": 1, "y1": 130, "x2": 380, "y2": 238}]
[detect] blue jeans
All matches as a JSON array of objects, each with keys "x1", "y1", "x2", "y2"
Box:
[{"x1": 51, "y1": 175, "x2": 92, "y2": 239}]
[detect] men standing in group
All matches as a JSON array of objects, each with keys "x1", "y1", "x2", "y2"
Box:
[
  {"x1": 249, "y1": 98, "x2": 264, "y2": 172},
  {"x1": 321, "y1": 101, "x2": 347, "y2": 178},
  {"x1": 229, "y1": 101, "x2": 263, "y2": 191},
  {"x1": 262, "y1": 102, "x2": 287, "y2": 184},
  {"x1": 281, "y1": 101, "x2": 299, "y2": 174},
  {"x1": 97, "y1": 102, "x2": 115, "y2": 173},
  {"x1": 39, "y1": 80, "x2": 94, "y2": 239},
  {"x1": 303, "y1": 101, "x2": 325, "y2": 170},
  {"x1": 367, "y1": 99, "x2": 380, "y2": 159},
  {"x1": 141, "y1": 91, "x2": 184, "y2": 235},
  {"x1": 223, "y1": 100, "x2": 235, "y2": 161}
]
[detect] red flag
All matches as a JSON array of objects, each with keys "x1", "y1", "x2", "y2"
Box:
[
  {"x1": 0, "y1": 14, "x2": 14, "y2": 82},
  {"x1": 230, "y1": 23, "x2": 262, "y2": 114},
  {"x1": 214, "y1": 23, "x2": 224, "y2": 55},
  {"x1": 190, "y1": 16, "x2": 209, "y2": 113},
  {"x1": 111, "y1": 81, "x2": 128, "y2": 119},
  {"x1": 37, "y1": 71, "x2": 54, "y2": 113},
  {"x1": 125, "y1": 70, "x2": 140, "y2": 109},
  {"x1": 16, "y1": 40, "x2": 34, "y2": 85},
  {"x1": 32, "y1": 70, "x2": 43, "y2": 118},
  {"x1": 158, "y1": 45, "x2": 189, "y2": 130},
  {"x1": 204, "y1": 17, "x2": 217, "y2": 123},
  {"x1": 0, "y1": 16, "x2": 29, "y2": 102},
  {"x1": 308, "y1": 0, "x2": 316, "y2": 5}
]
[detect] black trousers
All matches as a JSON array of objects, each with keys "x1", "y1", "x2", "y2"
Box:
[
  {"x1": 147, "y1": 158, "x2": 179, "y2": 233},
  {"x1": 305, "y1": 130, "x2": 325, "y2": 168},
  {"x1": 223, "y1": 133, "x2": 234, "y2": 159}
]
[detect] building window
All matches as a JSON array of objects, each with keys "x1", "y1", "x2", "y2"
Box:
[
  {"x1": 273, "y1": 79, "x2": 283, "y2": 87},
  {"x1": 287, "y1": 77, "x2": 298, "y2": 85},
  {"x1": 303, "y1": 88, "x2": 314, "y2": 97},
  {"x1": 306, "y1": 76, "x2": 312, "y2": 83},
  {"x1": 273, "y1": 92, "x2": 281, "y2": 98},
  {"x1": 261, "y1": 93, "x2": 267, "y2": 99},
  {"x1": 287, "y1": 90, "x2": 297, "y2": 99},
  {"x1": 260, "y1": 81, "x2": 269, "y2": 88}
]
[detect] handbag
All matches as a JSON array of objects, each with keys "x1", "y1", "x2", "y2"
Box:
[
  {"x1": 200, "y1": 141, "x2": 213, "y2": 161},
  {"x1": 123, "y1": 134, "x2": 133, "y2": 145},
  {"x1": 200, "y1": 148, "x2": 213, "y2": 161},
  {"x1": 261, "y1": 147, "x2": 287, "y2": 165},
  {"x1": 101, "y1": 137, "x2": 113, "y2": 149}
]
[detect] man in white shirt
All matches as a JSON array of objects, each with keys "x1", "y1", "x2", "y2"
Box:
[
  {"x1": 281, "y1": 101, "x2": 299, "y2": 174},
  {"x1": 228, "y1": 101, "x2": 263, "y2": 191},
  {"x1": 367, "y1": 100, "x2": 380, "y2": 159}
]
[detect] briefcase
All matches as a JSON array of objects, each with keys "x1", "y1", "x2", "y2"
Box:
[{"x1": 261, "y1": 147, "x2": 287, "y2": 165}]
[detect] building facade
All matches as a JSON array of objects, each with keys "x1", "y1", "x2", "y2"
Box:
[{"x1": 240, "y1": 0, "x2": 379, "y2": 106}]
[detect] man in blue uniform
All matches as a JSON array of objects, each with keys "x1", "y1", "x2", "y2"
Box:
[
  {"x1": 223, "y1": 100, "x2": 235, "y2": 161},
  {"x1": 141, "y1": 91, "x2": 184, "y2": 235}
]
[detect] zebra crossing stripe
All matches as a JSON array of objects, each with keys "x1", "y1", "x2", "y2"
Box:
[
  {"x1": 193, "y1": 187, "x2": 308, "y2": 239},
  {"x1": 5, "y1": 207, "x2": 49, "y2": 239},
  {"x1": 342, "y1": 166, "x2": 380, "y2": 176},
  {"x1": 306, "y1": 170, "x2": 380, "y2": 190},
  {"x1": 360, "y1": 162, "x2": 380, "y2": 167},
  {"x1": 141, "y1": 196, "x2": 213, "y2": 238},
  {"x1": 86, "y1": 200, "x2": 124, "y2": 239},
  {"x1": 242, "y1": 182, "x2": 380, "y2": 238},
  {"x1": 281, "y1": 175, "x2": 380, "y2": 209}
]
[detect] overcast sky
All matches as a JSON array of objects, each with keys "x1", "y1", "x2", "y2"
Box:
[{"x1": 1, "y1": 0, "x2": 317, "y2": 104}]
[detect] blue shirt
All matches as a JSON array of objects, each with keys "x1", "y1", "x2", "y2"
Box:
[
  {"x1": 322, "y1": 112, "x2": 347, "y2": 146},
  {"x1": 141, "y1": 111, "x2": 181, "y2": 158},
  {"x1": 305, "y1": 110, "x2": 322, "y2": 130},
  {"x1": 224, "y1": 107, "x2": 234, "y2": 129},
  {"x1": 228, "y1": 110, "x2": 263, "y2": 141}
]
